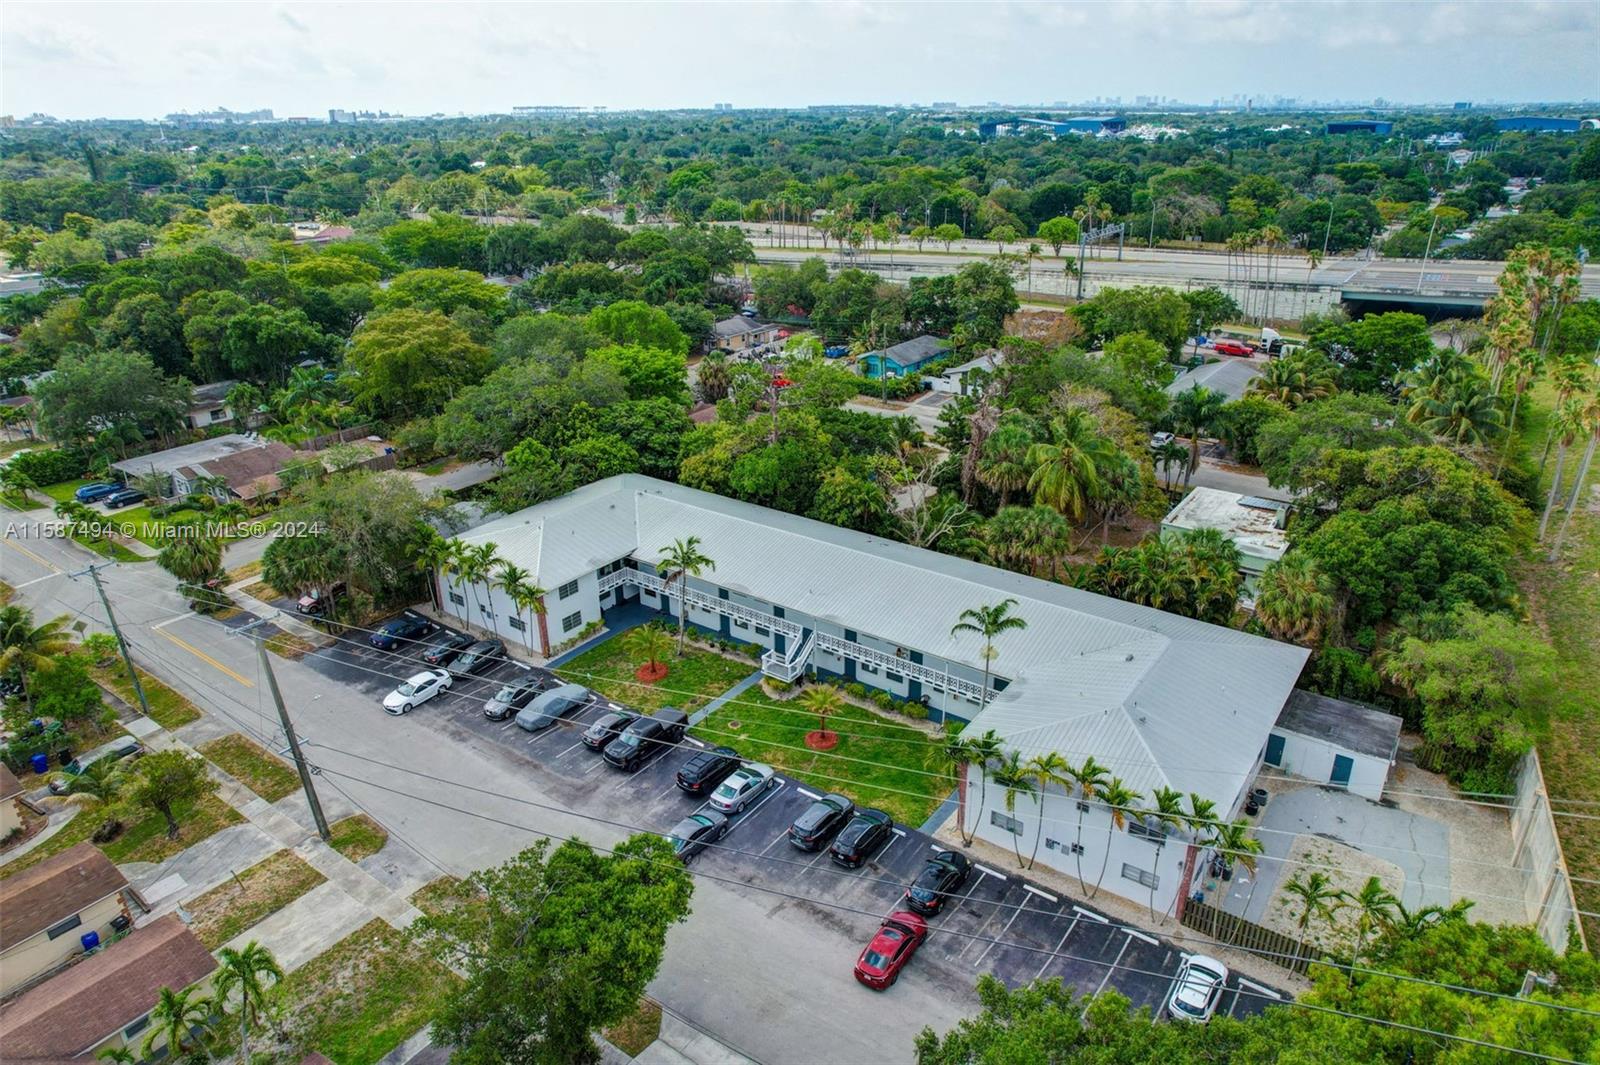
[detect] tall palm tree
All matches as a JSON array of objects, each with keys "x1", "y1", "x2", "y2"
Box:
[
  {"x1": 1209, "y1": 817, "x2": 1266, "y2": 918},
  {"x1": 1248, "y1": 357, "x2": 1336, "y2": 408},
  {"x1": 963, "y1": 729, "x2": 1003, "y2": 846},
  {"x1": 976, "y1": 418, "x2": 1035, "y2": 507},
  {"x1": 1253, "y1": 554, "x2": 1335, "y2": 646},
  {"x1": 415, "y1": 529, "x2": 455, "y2": 612},
  {"x1": 494, "y1": 560, "x2": 546, "y2": 651},
  {"x1": 1089, "y1": 777, "x2": 1142, "y2": 899},
  {"x1": 449, "y1": 540, "x2": 498, "y2": 631},
  {"x1": 1281, "y1": 871, "x2": 1343, "y2": 953},
  {"x1": 797, "y1": 683, "x2": 845, "y2": 740},
  {"x1": 0, "y1": 606, "x2": 73, "y2": 715},
  {"x1": 1539, "y1": 396, "x2": 1586, "y2": 542},
  {"x1": 158, "y1": 527, "x2": 224, "y2": 589},
  {"x1": 939, "y1": 725, "x2": 976, "y2": 845},
  {"x1": 1153, "y1": 439, "x2": 1189, "y2": 491},
  {"x1": 658, "y1": 536, "x2": 716, "y2": 657},
  {"x1": 1169, "y1": 386, "x2": 1226, "y2": 487},
  {"x1": 1067, "y1": 756, "x2": 1110, "y2": 894},
  {"x1": 1144, "y1": 786, "x2": 1187, "y2": 921},
  {"x1": 989, "y1": 750, "x2": 1036, "y2": 867},
  {"x1": 1340, "y1": 876, "x2": 1400, "y2": 968},
  {"x1": 141, "y1": 985, "x2": 215, "y2": 1061},
  {"x1": 1023, "y1": 752, "x2": 1071, "y2": 870},
  {"x1": 949, "y1": 598, "x2": 1027, "y2": 712},
  {"x1": 215, "y1": 941, "x2": 284, "y2": 1062},
  {"x1": 0, "y1": 465, "x2": 40, "y2": 506},
  {"x1": 1026, "y1": 412, "x2": 1115, "y2": 523}
]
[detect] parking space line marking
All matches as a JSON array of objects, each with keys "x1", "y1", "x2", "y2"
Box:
[
  {"x1": 890, "y1": 827, "x2": 906, "y2": 837},
  {"x1": 686, "y1": 738, "x2": 707, "y2": 748},
  {"x1": 869, "y1": 836, "x2": 900, "y2": 870},
  {"x1": 500, "y1": 722, "x2": 515, "y2": 730},
  {"x1": 654, "y1": 781, "x2": 686, "y2": 804},
  {"x1": 1036, "y1": 914, "x2": 1080, "y2": 981},
  {"x1": 1238, "y1": 978, "x2": 1281, "y2": 1000},
  {"x1": 1124, "y1": 928, "x2": 1159, "y2": 946},
  {"x1": 796, "y1": 787, "x2": 821, "y2": 800},
  {"x1": 154, "y1": 627, "x2": 255, "y2": 687},
  {"x1": 1072, "y1": 906, "x2": 1109, "y2": 923},
  {"x1": 554, "y1": 737, "x2": 588, "y2": 758},
  {"x1": 1093, "y1": 936, "x2": 1132, "y2": 998},
  {"x1": 583, "y1": 757, "x2": 608, "y2": 775},
  {"x1": 734, "y1": 781, "x2": 786, "y2": 825},
  {"x1": 759, "y1": 828, "x2": 792, "y2": 857},
  {"x1": 1023, "y1": 885, "x2": 1058, "y2": 903},
  {"x1": 975, "y1": 864, "x2": 1006, "y2": 880},
  {"x1": 970, "y1": 901, "x2": 1026, "y2": 967}
]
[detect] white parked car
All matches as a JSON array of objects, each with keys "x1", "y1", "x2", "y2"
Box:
[
  {"x1": 1148, "y1": 431, "x2": 1175, "y2": 450},
  {"x1": 383, "y1": 670, "x2": 452, "y2": 715},
  {"x1": 1167, "y1": 954, "x2": 1229, "y2": 1023},
  {"x1": 707, "y1": 763, "x2": 777, "y2": 814}
]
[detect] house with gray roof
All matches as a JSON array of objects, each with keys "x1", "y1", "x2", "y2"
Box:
[
  {"x1": 860, "y1": 335, "x2": 949, "y2": 379},
  {"x1": 1165, "y1": 358, "x2": 1264, "y2": 403},
  {"x1": 110, "y1": 434, "x2": 296, "y2": 502},
  {"x1": 431, "y1": 475, "x2": 1396, "y2": 915},
  {"x1": 710, "y1": 316, "x2": 780, "y2": 354}
]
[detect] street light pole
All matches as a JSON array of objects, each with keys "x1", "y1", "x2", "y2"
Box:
[{"x1": 71, "y1": 562, "x2": 152, "y2": 718}]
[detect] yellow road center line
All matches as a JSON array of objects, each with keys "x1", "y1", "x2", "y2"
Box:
[
  {"x1": 1, "y1": 536, "x2": 61, "y2": 573},
  {"x1": 155, "y1": 627, "x2": 254, "y2": 687}
]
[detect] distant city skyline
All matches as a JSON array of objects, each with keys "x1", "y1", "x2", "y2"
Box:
[{"x1": 4, "y1": 1, "x2": 1597, "y2": 121}]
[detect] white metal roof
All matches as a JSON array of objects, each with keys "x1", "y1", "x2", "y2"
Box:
[
  {"x1": 460, "y1": 476, "x2": 1308, "y2": 808},
  {"x1": 1165, "y1": 359, "x2": 1263, "y2": 403}
]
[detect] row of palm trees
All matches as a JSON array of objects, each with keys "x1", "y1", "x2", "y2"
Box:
[
  {"x1": 98, "y1": 941, "x2": 284, "y2": 1063},
  {"x1": 417, "y1": 532, "x2": 548, "y2": 648},
  {"x1": 940, "y1": 727, "x2": 1263, "y2": 923},
  {"x1": 1278, "y1": 870, "x2": 1473, "y2": 967}
]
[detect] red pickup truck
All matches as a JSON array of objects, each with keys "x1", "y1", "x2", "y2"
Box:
[{"x1": 1213, "y1": 340, "x2": 1256, "y2": 356}]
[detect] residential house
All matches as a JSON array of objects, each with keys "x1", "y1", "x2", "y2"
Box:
[
  {"x1": 110, "y1": 434, "x2": 297, "y2": 502},
  {"x1": 0, "y1": 915, "x2": 216, "y2": 1060},
  {"x1": 437, "y1": 475, "x2": 1330, "y2": 914},
  {"x1": 1165, "y1": 359, "x2": 1263, "y2": 404},
  {"x1": 859, "y1": 335, "x2": 949, "y2": 380},
  {"x1": 1160, "y1": 487, "x2": 1290, "y2": 594},
  {"x1": 710, "y1": 316, "x2": 780, "y2": 354},
  {"x1": 1263, "y1": 690, "x2": 1402, "y2": 801},
  {"x1": 0, "y1": 844, "x2": 134, "y2": 997},
  {"x1": 925, "y1": 351, "x2": 1002, "y2": 395},
  {"x1": 184, "y1": 380, "x2": 239, "y2": 431},
  {"x1": 0, "y1": 765, "x2": 22, "y2": 840}
]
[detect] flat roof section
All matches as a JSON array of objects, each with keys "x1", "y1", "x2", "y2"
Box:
[{"x1": 1275, "y1": 689, "x2": 1403, "y2": 761}]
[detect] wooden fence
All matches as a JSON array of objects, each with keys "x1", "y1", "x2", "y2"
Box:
[{"x1": 1180, "y1": 899, "x2": 1325, "y2": 976}]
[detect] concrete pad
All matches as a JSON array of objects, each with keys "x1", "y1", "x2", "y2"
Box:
[
  {"x1": 649, "y1": 1013, "x2": 756, "y2": 1065},
  {"x1": 124, "y1": 716, "x2": 165, "y2": 739},
  {"x1": 128, "y1": 821, "x2": 281, "y2": 903},
  {"x1": 221, "y1": 880, "x2": 372, "y2": 972}
]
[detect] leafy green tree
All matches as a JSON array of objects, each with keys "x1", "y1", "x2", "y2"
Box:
[
  {"x1": 1103, "y1": 332, "x2": 1175, "y2": 421},
  {"x1": 1214, "y1": 395, "x2": 1290, "y2": 467},
  {"x1": 221, "y1": 303, "x2": 328, "y2": 386},
  {"x1": 932, "y1": 223, "x2": 963, "y2": 250},
  {"x1": 412, "y1": 836, "x2": 693, "y2": 1065},
  {"x1": 493, "y1": 438, "x2": 571, "y2": 512},
  {"x1": 585, "y1": 300, "x2": 689, "y2": 357},
  {"x1": 378, "y1": 267, "x2": 508, "y2": 320},
  {"x1": 1311, "y1": 311, "x2": 1437, "y2": 395},
  {"x1": 951, "y1": 260, "x2": 1019, "y2": 352},
  {"x1": 347, "y1": 309, "x2": 490, "y2": 418},
  {"x1": 1256, "y1": 393, "x2": 1427, "y2": 490},
  {"x1": 33, "y1": 348, "x2": 184, "y2": 451},
  {"x1": 265, "y1": 469, "x2": 434, "y2": 607},
  {"x1": 96, "y1": 292, "x2": 189, "y2": 376},
  {"x1": 29, "y1": 651, "x2": 110, "y2": 733},
  {"x1": 587, "y1": 343, "x2": 690, "y2": 404},
  {"x1": 809, "y1": 464, "x2": 890, "y2": 534},
  {"x1": 1183, "y1": 287, "x2": 1241, "y2": 333},
  {"x1": 1073, "y1": 285, "x2": 1192, "y2": 355},
  {"x1": 129, "y1": 749, "x2": 219, "y2": 840},
  {"x1": 559, "y1": 433, "x2": 640, "y2": 485},
  {"x1": 1035, "y1": 216, "x2": 1079, "y2": 256}
]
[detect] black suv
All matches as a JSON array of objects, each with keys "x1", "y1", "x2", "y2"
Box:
[
  {"x1": 604, "y1": 707, "x2": 689, "y2": 771},
  {"x1": 675, "y1": 746, "x2": 741, "y2": 796},
  {"x1": 788, "y1": 793, "x2": 855, "y2": 851},
  {"x1": 904, "y1": 850, "x2": 972, "y2": 917},
  {"x1": 829, "y1": 808, "x2": 894, "y2": 868}
]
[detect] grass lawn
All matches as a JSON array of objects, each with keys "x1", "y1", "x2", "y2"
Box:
[
  {"x1": 270, "y1": 920, "x2": 458, "y2": 1065},
  {"x1": 409, "y1": 876, "x2": 464, "y2": 917},
  {"x1": 91, "y1": 659, "x2": 201, "y2": 729},
  {"x1": 553, "y1": 634, "x2": 756, "y2": 716},
  {"x1": 328, "y1": 814, "x2": 389, "y2": 862},
  {"x1": 186, "y1": 850, "x2": 326, "y2": 948},
  {"x1": 266, "y1": 629, "x2": 317, "y2": 660},
  {"x1": 690, "y1": 686, "x2": 947, "y2": 826},
  {"x1": 0, "y1": 793, "x2": 243, "y2": 880},
  {"x1": 200, "y1": 733, "x2": 300, "y2": 801},
  {"x1": 605, "y1": 1000, "x2": 663, "y2": 1057},
  {"x1": 227, "y1": 559, "x2": 263, "y2": 583},
  {"x1": 1514, "y1": 385, "x2": 1600, "y2": 949},
  {"x1": 0, "y1": 579, "x2": 13, "y2": 604}
]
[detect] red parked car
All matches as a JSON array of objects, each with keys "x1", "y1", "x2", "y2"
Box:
[
  {"x1": 1213, "y1": 340, "x2": 1256, "y2": 356},
  {"x1": 853, "y1": 911, "x2": 928, "y2": 990}
]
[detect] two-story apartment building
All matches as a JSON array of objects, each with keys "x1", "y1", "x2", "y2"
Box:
[{"x1": 0, "y1": 844, "x2": 133, "y2": 998}]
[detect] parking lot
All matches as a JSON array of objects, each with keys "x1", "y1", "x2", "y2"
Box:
[{"x1": 295, "y1": 608, "x2": 1285, "y2": 1020}]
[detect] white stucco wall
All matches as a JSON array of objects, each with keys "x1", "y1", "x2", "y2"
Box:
[{"x1": 1267, "y1": 729, "x2": 1390, "y2": 801}]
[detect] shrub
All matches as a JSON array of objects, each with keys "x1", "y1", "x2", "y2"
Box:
[
  {"x1": 846, "y1": 682, "x2": 868, "y2": 700},
  {"x1": 9, "y1": 447, "x2": 86, "y2": 485},
  {"x1": 91, "y1": 818, "x2": 124, "y2": 844},
  {"x1": 872, "y1": 689, "x2": 896, "y2": 710},
  {"x1": 899, "y1": 701, "x2": 929, "y2": 720},
  {"x1": 767, "y1": 678, "x2": 793, "y2": 693}
]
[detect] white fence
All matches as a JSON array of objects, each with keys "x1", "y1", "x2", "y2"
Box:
[{"x1": 1510, "y1": 750, "x2": 1587, "y2": 952}]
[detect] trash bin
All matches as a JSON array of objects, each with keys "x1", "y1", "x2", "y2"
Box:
[
  {"x1": 80, "y1": 930, "x2": 100, "y2": 952},
  {"x1": 29, "y1": 752, "x2": 49, "y2": 775}
]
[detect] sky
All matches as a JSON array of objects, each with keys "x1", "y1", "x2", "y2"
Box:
[{"x1": 4, "y1": 1, "x2": 1598, "y2": 120}]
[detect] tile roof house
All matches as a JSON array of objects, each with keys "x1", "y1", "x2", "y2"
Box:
[
  {"x1": 0, "y1": 915, "x2": 216, "y2": 1061},
  {"x1": 110, "y1": 434, "x2": 296, "y2": 501},
  {"x1": 0, "y1": 843, "x2": 134, "y2": 997}
]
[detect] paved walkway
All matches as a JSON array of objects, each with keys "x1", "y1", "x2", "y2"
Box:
[{"x1": 688, "y1": 671, "x2": 763, "y2": 727}]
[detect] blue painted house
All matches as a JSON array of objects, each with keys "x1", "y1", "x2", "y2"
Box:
[{"x1": 859, "y1": 335, "x2": 949, "y2": 379}]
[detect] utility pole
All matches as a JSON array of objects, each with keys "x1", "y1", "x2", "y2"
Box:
[
  {"x1": 1415, "y1": 212, "x2": 1441, "y2": 295},
  {"x1": 238, "y1": 618, "x2": 331, "y2": 841},
  {"x1": 72, "y1": 563, "x2": 152, "y2": 718}
]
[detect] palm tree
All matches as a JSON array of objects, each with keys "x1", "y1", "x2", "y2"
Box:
[
  {"x1": 1153, "y1": 439, "x2": 1189, "y2": 491},
  {"x1": 989, "y1": 750, "x2": 1036, "y2": 867},
  {"x1": 1089, "y1": 777, "x2": 1142, "y2": 899},
  {"x1": 939, "y1": 725, "x2": 977, "y2": 845},
  {"x1": 949, "y1": 598, "x2": 1027, "y2": 712},
  {"x1": 495, "y1": 560, "x2": 546, "y2": 651},
  {"x1": 1143, "y1": 786, "x2": 1187, "y2": 921},
  {"x1": 1391, "y1": 898, "x2": 1474, "y2": 938},
  {"x1": 658, "y1": 536, "x2": 715, "y2": 657},
  {"x1": 976, "y1": 418, "x2": 1035, "y2": 507},
  {"x1": 415, "y1": 529, "x2": 455, "y2": 612},
  {"x1": 1340, "y1": 876, "x2": 1399, "y2": 968},
  {"x1": 449, "y1": 540, "x2": 499, "y2": 631},
  {"x1": 0, "y1": 464, "x2": 40, "y2": 506},
  {"x1": 1026, "y1": 412, "x2": 1115, "y2": 523},
  {"x1": 97, "y1": 1048, "x2": 137, "y2": 1064},
  {"x1": 1210, "y1": 817, "x2": 1267, "y2": 922},
  {"x1": 215, "y1": 941, "x2": 284, "y2": 1062},
  {"x1": 1539, "y1": 397, "x2": 1586, "y2": 542},
  {"x1": 622, "y1": 623, "x2": 672, "y2": 681},
  {"x1": 798, "y1": 683, "x2": 845, "y2": 742},
  {"x1": 1024, "y1": 752, "x2": 1071, "y2": 870},
  {"x1": 1280, "y1": 871, "x2": 1343, "y2": 953},
  {"x1": 1402, "y1": 358, "x2": 1503, "y2": 446},
  {"x1": 1248, "y1": 357, "x2": 1336, "y2": 408},
  {"x1": 141, "y1": 984, "x2": 215, "y2": 1061},
  {"x1": 1549, "y1": 392, "x2": 1600, "y2": 562},
  {"x1": 158, "y1": 527, "x2": 224, "y2": 589},
  {"x1": 1169, "y1": 386, "x2": 1226, "y2": 487},
  {"x1": 50, "y1": 756, "x2": 131, "y2": 805},
  {"x1": 963, "y1": 729, "x2": 1003, "y2": 846},
  {"x1": 1067, "y1": 756, "x2": 1110, "y2": 894},
  {"x1": 1253, "y1": 554, "x2": 1335, "y2": 646},
  {"x1": 0, "y1": 606, "x2": 73, "y2": 715}
]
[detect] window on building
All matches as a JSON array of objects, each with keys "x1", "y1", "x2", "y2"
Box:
[
  {"x1": 561, "y1": 612, "x2": 583, "y2": 633},
  {"x1": 858, "y1": 661, "x2": 879, "y2": 675},
  {"x1": 507, "y1": 616, "x2": 526, "y2": 632},
  {"x1": 754, "y1": 624, "x2": 770, "y2": 637},
  {"x1": 644, "y1": 587, "x2": 657, "y2": 599},
  {"x1": 46, "y1": 914, "x2": 83, "y2": 940},
  {"x1": 885, "y1": 669, "x2": 904, "y2": 684},
  {"x1": 1121, "y1": 863, "x2": 1159, "y2": 890},
  {"x1": 732, "y1": 618, "x2": 750, "y2": 630},
  {"x1": 123, "y1": 1016, "x2": 150, "y2": 1040},
  {"x1": 558, "y1": 579, "x2": 579, "y2": 599},
  {"x1": 480, "y1": 603, "x2": 493, "y2": 617},
  {"x1": 991, "y1": 810, "x2": 1024, "y2": 836},
  {"x1": 449, "y1": 591, "x2": 465, "y2": 606},
  {"x1": 1128, "y1": 819, "x2": 1170, "y2": 844}
]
